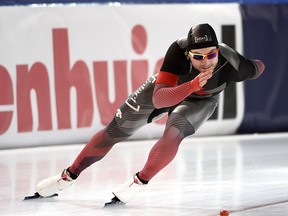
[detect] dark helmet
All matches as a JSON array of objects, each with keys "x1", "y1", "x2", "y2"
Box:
[{"x1": 187, "y1": 23, "x2": 218, "y2": 50}]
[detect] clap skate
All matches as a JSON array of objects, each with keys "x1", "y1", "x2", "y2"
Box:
[
  {"x1": 104, "y1": 173, "x2": 147, "y2": 207},
  {"x1": 24, "y1": 169, "x2": 74, "y2": 200}
]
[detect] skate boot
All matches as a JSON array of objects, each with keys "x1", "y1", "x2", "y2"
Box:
[
  {"x1": 36, "y1": 168, "x2": 75, "y2": 197},
  {"x1": 105, "y1": 173, "x2": 147, "y2": 206}
]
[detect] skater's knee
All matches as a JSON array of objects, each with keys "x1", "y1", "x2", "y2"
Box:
[
  {"x1": 166, "y1": 113, "x2": 195, "y2": 138},
  {"x1": 105, "y1": 119, "x2": 132, "y2": 141}
]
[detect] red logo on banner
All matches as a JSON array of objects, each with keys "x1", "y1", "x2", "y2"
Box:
[{"x1": 0, "y1": 25, "x2": 164, "y2": 135}]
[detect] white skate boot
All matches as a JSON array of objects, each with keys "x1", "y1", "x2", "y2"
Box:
[
  {"x1": 36, "y1": 169, "x2": 75, "y2": 197},
  {"x1": 104, "y1": 173, "x2": 147, "y2": 206}
]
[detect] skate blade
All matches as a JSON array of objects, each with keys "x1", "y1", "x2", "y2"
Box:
[
  {"x1": 23, "y1": 192, "x2": 58, "y2": 200},
  {"x1": 104, "y1": 196, "x2": 125, "y2": 208}
]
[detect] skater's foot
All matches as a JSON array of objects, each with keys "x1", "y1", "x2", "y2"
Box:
[
  {"x1": 36, "y1": 168, "x2": 75, "y2": 197},
  {"x1": 110, "y1": 173, "x2": 147, "y2": 204}
]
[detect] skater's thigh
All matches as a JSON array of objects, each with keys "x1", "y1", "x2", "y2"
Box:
[{"x1": 107, "y1": 75, "x2": 157, "y2": 136}]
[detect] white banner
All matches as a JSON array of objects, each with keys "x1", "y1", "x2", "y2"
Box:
[{"x1": 0, "y1": 3, "x2": 243, "y2": 148}]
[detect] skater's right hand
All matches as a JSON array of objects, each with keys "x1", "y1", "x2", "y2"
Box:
[{"x1": 191, "y1": 69, "x2": 213, "y2": 91}]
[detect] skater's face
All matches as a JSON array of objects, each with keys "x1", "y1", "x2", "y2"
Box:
[{"x1": 188, "y1": 46, "x2": 219, "y2": 73}]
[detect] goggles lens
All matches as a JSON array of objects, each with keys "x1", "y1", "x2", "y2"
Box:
[{"x1": 189, "y1": 50, "x2": 218, "y2": 60}]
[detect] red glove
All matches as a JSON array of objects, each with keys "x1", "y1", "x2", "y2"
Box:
[{"x1": 191, "y1": 69, "x2": 213, "y2": 91}]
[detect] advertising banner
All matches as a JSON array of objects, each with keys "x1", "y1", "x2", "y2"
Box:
[{"x1": 0, "y1": 4, "x2": 243, "y2": 148}]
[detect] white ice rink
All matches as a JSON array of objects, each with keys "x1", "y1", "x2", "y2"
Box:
[{"x1": 1, "y1": 133, "x2": 288, "y2": 216}]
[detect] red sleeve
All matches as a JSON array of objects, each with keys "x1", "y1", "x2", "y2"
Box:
[
  {"x1": 156, "y1": 71, "x2": 179, "y2": 86},
  {"x1": 153, "y1": 71, "x2": 197, "y2": 109}
]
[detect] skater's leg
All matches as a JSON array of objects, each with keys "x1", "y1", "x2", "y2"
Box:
[
  {"x1": 69, "y1": 127, "x2": 128, "y2": 176},
  {"x1": 36, "y1": 123, "x2": 131, "y2": 197},
  {"x1": 138, "y1": 112, "x2": 195, "y2": 181},
  {"x1": 111, "y1": 113, "x2": 195, "y2": 204},
  {"x1": 139, "y1": 96, "x2": 219, "y2": 181}
]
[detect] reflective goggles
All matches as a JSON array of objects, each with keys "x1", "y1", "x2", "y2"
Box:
[{"x1": 188, "y1": 49, "x2": 219, "y2": 60}]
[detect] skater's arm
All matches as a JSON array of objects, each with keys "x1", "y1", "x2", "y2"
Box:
[
  {"x1": 219, "y1": 43, "x2": 265, "y2": 81},
  {"x1": 152, "y1": 71, "x2": 210, "y2": 109}
]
